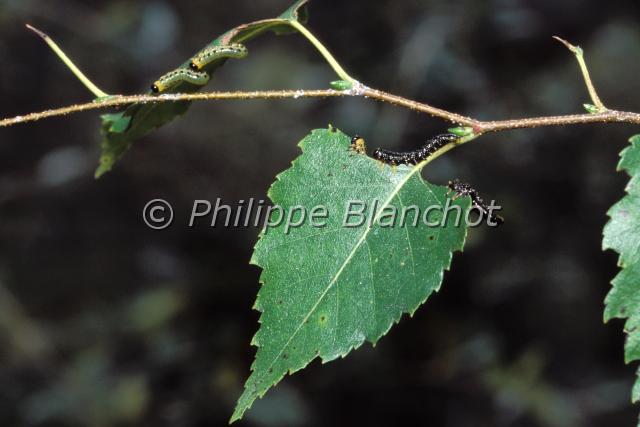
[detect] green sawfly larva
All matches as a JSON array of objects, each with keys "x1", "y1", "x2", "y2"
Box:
[
  {"x1": 151, "y1": 68, "x2": 210, "y2": 93},
  {"x1": 189, "y1": 43, "x2": 248, "y2": 71}
]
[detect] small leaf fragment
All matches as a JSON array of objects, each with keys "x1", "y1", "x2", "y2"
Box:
[
  {"x1": 330, "y1": 80, "x2": 353, "y2": 91},
  {"x1": 583, "y1": 103, "x2": 599, "y2": 114},
  {"x1": 448, "y1": 126, "x2": 475, "y2": 137}
]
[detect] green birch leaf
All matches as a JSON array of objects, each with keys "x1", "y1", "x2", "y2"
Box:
[
  {"x1": 603, "y1": 134, "x2": 640, "y2": 418},
  {"x1": 232, "y1": 128, "x2": 470, "y2": 422},
  {"x1": 96, "y1": 0, "x2": 309, "y2": 178}
]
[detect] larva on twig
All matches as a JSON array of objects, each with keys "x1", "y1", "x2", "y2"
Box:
[{"x1": 151, "y1": 68, "x2": 210, "y2": 93}]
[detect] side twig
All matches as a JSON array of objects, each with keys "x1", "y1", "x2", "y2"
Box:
[
  {"x1": 553, "y1": 36, "x2": 607, "y2": 112},
  {"x1": 26, "y1": 24, "x2": 110, "y2": 99}
]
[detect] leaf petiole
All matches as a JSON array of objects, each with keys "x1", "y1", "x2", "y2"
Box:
[{"x1": 289, "y1": 20, "x2": 356, "y2": 85}]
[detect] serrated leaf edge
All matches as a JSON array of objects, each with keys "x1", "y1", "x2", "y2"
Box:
[{"x1": 603, "y1": 134, "x2": 640, "y2": 410}]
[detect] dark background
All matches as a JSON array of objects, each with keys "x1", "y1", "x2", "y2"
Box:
[{"x1": 0, "y1": 0, "x2": 639, "y2": 426}]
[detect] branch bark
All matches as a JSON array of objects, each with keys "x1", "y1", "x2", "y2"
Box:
[{"x1": 2, "y1": 86, "x2": 639, "y2": 132}]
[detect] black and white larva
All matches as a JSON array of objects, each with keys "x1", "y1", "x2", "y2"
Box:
[
  {"x1": 189, "y1": 43, "x2": 248, "y2": 71},
  {"x1": 151, "y1": 68, "x2": 210, "y2": 93},
  {"x1": 447, "y1": 179, "x2": 504, "y2": 226},
  {"x1": 372, "y1": 133, "x2": 459, "y2": 166}
]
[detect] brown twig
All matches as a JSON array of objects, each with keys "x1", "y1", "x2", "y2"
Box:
[{"x1": 1, "y1": 87, "x2": 639, "y2": 133}]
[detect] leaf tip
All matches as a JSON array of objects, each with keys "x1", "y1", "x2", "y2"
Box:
[{"x1": 94, "y1": 156, "x2": 113, "y2": 179}]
